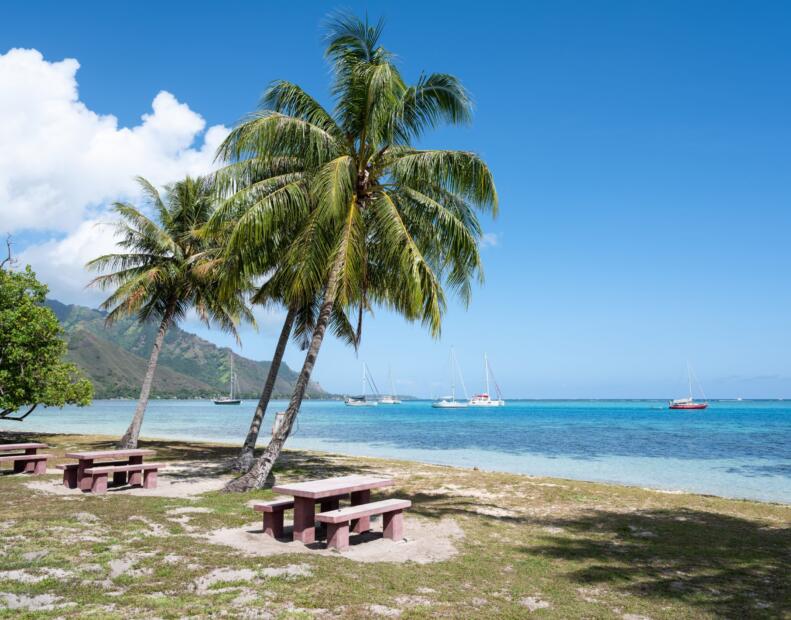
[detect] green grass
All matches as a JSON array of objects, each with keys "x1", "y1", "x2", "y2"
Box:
[{"x1": 0, "y1": 431, "x2": 789, "y2": 619}]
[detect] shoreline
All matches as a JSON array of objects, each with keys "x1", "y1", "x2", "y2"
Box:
[{"x1": 3, "y1": 429, "x2": 789, "y2": 508}]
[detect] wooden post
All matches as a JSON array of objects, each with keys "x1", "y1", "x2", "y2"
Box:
[
  {"x1": 91, "y1": 473, "x2": 108, "y2": 495},
  {"x1": 292, "y1": 496, "x2": 316, "y2": 543},
  {"x1": 326, "y1": 522, "x2": 350, "y2": 551},
  {"x1": 350, "y1": 489, "x2": 370, "y2": 533},
  {"x1": 383, "y1": 510, "x2": 404, "y2": 541},
  {"x1": 143, "y1": 470, "x2": 157, "y2": 489},
  {"x1": 128, "y1": 456, "x2": 143, "y2": 486},
  {"x1": 263, "y1": 512, "x2": 284, "y2": 538},
  {"x1": 77, "y1": 458, "x2": 93, "y2": 491}
]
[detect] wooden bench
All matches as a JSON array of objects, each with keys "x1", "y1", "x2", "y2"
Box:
[
  {"x1": 0, "y1": 453, "x2": 52, "y2": 474},
  {"x1": 316, "y1": 499, "x2": 411, "y2": 550},
  {"x1": 254, "y1": 499, "x2": 296, "y2": 538},
  {"x1": 83, "y1": 463, "x2": 160, "y2": 494},
  {"x1": 56, "y1": 461, "x2": 130, "y2": 488},
  {"x1": 253, "y1": 495, "x2": 350, "y2": 539}
]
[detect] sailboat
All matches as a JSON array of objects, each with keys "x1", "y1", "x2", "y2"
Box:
[
  {"x1": 345, "y1": 363, "x2": 379, "y2": 407},
  {"x1": 213, "y1": 353, "x2": 242, "y2": 405},
  {"x1": 669, "y1": 363, "x2": 708, "y2": 410},
  {"x1": 379, "y1": 367, "x2": 401, "y2": 404},
  {"x1": 468, "y1": 353, "x2": 505, "y2": 407},
  {"x1": 432, "y1": 348, "x2": 468, "y2": 408}
]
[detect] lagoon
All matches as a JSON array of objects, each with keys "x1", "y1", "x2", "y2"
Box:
[{"x1": 2, "y1": 399, "x2": 789, "y2": 503}]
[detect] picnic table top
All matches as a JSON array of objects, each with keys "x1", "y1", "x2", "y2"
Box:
[
  {"x1": 273, "y1": 475, "x2": 394, "y2": 499},
  {"x1": 0, "y1": 443, "x2": 47, "y2": 451},
  {"x1": 64, "y1": 449, "x2": 156, "y2": 460}
]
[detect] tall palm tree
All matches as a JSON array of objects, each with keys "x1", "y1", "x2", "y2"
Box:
[
  {"x1": 219, "y1": 14, "x2": 497, "y2": 491},
  {"x1": 87, "y1": 176, "x2": 251, "y2": 449}
]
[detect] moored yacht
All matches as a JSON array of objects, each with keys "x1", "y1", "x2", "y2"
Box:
[
  {"x1": 344, "y1": 363, "x2": 379, "y2": 407},
  {"x1": 432, "y1": 347, "x2": 468, "y2": 409},
  {"x1": 468, "y1": 354, "x2": 505, "y2": 407},
  {"x1": 669, "y1": 363, "x2": 708, "y2": 410}
]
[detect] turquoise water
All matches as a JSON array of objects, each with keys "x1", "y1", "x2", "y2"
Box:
[{"x1": 2, "y1": 399, "x2": 790, "y2": 504}]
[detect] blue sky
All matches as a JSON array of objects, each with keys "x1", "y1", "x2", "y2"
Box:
[{"x1": 2, "y1": 1, "x2": 790, "y2": 398}]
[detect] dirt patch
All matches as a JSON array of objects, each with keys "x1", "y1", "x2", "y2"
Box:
[
  {"x1": 202, "y1": 516, "x2": 464, "y2": 564},
  {"x1": 193, "y1": 568, "x2": 256, "y2": 593},
  {"x1": 520, "y1": 596, "x2": 551, "y2": 612},
  {"x1": 165, "y1": 506, "x2": 214, "y2": 515},
  {"x1": 367, "y1": 604, "x2": 402, "y2": 617},
  {"x1": 0, "y1": 568, "x2": 70, "y2": 583},
  {"x1": 25, "y1": 461, "x2": 229, "y2": 499},
  {"x1": 0, "y1": 592, "x2": 65, "y2": 611}
]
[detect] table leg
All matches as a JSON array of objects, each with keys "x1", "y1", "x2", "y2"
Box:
[
  {"x1": 350, "y1": 489, "x2": 370, "y2": 533},
  {"x1": 77, "y1": 459, "x2": 94, "y2": 491},
  {"x1": 23, "y1": 448, "x2": 38, "y2": 474},
  {"x1": 127, "y1": 456, "x2": 142, "y2": 486},
  {"x1": 292, "y1": 496, "x2": 316, "y2": 544}
]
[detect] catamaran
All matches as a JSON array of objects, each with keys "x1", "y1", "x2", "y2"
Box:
[
  {"x1": 213, "y1": 354, "x2": 241, "y2": 405},
  {"x1": 379, "y1": 367, "x2": 401, "y2": 404},
  {"x1": 468, "y1": 353, "x2": 505, "y2": 407},
  {"x1": 344, "y1": 363, "x2": 379, "y2": 407},
  {"x1": 432, "y1": 348, "x2": 468, "y2": 408},
  {"x1": 669, "y1": 363, "x2": 708, "y2": 410}
]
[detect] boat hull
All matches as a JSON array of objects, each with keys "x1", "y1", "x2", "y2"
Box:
[
  {"x1": 668, "y1": 403, "x2": 708, "y2": 410},
  {"x1": 432, "y1": 401, "x2": 468, "y2": 409},
  {"x1": 213, "y1": 399, "x2": 241, "y2": 405}
]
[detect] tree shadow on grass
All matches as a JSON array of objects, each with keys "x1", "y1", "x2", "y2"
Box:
[{"x1": 526, "y1": 508, "x2": 791, "y2": 618}]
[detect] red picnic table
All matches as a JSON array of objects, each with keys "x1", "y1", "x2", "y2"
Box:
[
  {"x1": 63, "y1": 449, "x2": 156, "y2": 492},
  {"x1": 272, "y1": 475, "x2": 394, "y2": 544},
  {"x1": 0, "y1": 443, "x2": 50, "y2": 474}
]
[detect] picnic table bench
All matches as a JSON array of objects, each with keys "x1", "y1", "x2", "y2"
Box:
[
  {"x1": 254, "y1": 475, "x2": 409, "y2": 548},
  {"x1": 62, "y1": 449, "x2": 161, "y2": 494},
  {"x1": 317, "y1": 498, "x2": 411, "y2": 550},
  {"x1": 0, "y1": 443, "x2": 51, "y2": 474}
]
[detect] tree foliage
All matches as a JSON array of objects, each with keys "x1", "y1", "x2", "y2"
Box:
[{"x1": 0, "y1": 266, "x2": 93, "y2": 420}]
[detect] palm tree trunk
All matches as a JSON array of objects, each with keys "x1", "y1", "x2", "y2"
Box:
[
  {"x1": 223, "y1": 254, "x2": 344, "y2": 492},
  {"x1": 230, "y1": 307, "x2": 296, "y2": 475},
  {"x1": 116, "y1": 307, "x2": 173, "y2": 449}
]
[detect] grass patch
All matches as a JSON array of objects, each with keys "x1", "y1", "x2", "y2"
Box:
[{"x1": 0, "y1": 430, "x2": 789, "y2": 618}]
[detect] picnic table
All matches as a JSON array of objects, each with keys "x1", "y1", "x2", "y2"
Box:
[
  {"x1": 272, "y1": 475, "x2": 394, "y2": 544},
  {"x1": 0, "y1": 443, "x2": 50, "y2": 474},
  {"x1": 63, "y1": 449, "x2": 156, "y2": 492}
]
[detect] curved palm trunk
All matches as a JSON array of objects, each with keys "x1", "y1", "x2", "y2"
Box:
[
  {"x1": 117, "y1": 308, "x2": 173, "y2": 449},
  {"x1": 223, "y1": 255, "x2": 344, "y2": 492},
  {"x1": 230, "y1": 307, "x2": 296, "y2": 475}
]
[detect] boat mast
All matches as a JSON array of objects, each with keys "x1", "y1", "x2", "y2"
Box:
[
  {"x1": 449, "y1": 349, "x2": 456, "y2": 401},
  {"x1": 484, "y1": 353, "x2": 491, "y2": 396},
  {"x1": 229, "y1": 355, "x2": 235, "y2": 399},
  {"x1": 687, "y1": 361, "x2": 693, "y2": 400}
]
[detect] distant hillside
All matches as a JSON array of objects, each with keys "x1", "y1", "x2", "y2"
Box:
[{"x1": 46, "y1": 299, "x2": 327, "y2": 400}]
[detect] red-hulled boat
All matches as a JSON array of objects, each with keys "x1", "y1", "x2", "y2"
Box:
[
  {"x1": 668, "y1": 398, "x2": 708, "y2": 410},
  {"x1": 669, "y1": 363, "x2": 708, "y2": 410}
]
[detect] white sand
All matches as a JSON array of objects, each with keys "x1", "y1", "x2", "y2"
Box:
[{"x1": 202, "y1": 516, "x2": 463, "y2": 564}]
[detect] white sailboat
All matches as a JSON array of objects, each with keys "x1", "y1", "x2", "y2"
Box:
[
  {"x1": 379, "y1": 367, "x2": 401, "y2": 404},
  {"x1": 344, "y1": 363, "x2": 379, "y2": 407},
  {"x1": 214, "y1": 354, "x2": 242, "y2": 405},
  {"x1": 669, "y1": 362, "x2": 708, "y2": 410},
  {"x1": 468, "y1": 353, "x2": 505, "y2": 407},
  {"x1": 432, "y1": 348, "x2": 468, "y2": 409}
]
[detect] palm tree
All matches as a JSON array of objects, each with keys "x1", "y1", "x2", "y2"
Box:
[
  {"x1": 219, "y1": 14, "x2": 497, "y2": 491},
  {"x1": 87, "y1": 176, "x2": 251, "y2": 449}
]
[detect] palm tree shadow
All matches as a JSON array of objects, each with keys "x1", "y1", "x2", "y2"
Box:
[{"x1": 526, "y1": 508, "x2": 791, "y2": 618}]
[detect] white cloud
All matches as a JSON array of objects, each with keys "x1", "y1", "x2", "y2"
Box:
[
  {"x1": 2, "y1": 47, "x2": 230, "y2": 305},
  {"x1": 480, "y1": 232, "x2": 500, "y2": 248},
  {"x1": 0, "y1": 48, "x2": 228, "y2": 234},
  {"x1": 18, "y1": 216, "x2": 120, "y2": 306}
]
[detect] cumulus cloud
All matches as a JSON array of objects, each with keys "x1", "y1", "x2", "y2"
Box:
[
  {"x1": 2, "y1": 47, "x2": 230, "y2": 304},
  {"x1": 480, "y1": 232, "x2": 500, "y2": 248},
  {"x1": 0, "y1": 48, "x2": 228, "y2": 233}
]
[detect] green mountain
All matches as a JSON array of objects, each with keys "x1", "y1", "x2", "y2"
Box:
[{"x1": 46, "y1": 300, "x2": 327, "y2": 400}]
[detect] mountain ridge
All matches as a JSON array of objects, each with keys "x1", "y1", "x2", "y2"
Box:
[{"x1": 47, "y1": 299, "x2": 327, "y2": 400}]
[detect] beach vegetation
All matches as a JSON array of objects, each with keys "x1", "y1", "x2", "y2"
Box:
[
  {"x1": 0, "y1": 265, "x2": 93, "y2": 421},
  {"x1": 218, "y1": 13, "x2": 496, "y2": 491},
  {"x1": 86, "y1": 176, "x2": 252, "y2": 448}
]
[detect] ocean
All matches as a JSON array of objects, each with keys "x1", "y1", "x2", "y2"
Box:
[{"x1": 2, "y1": 399, "x2": 789, "y2": 504}]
